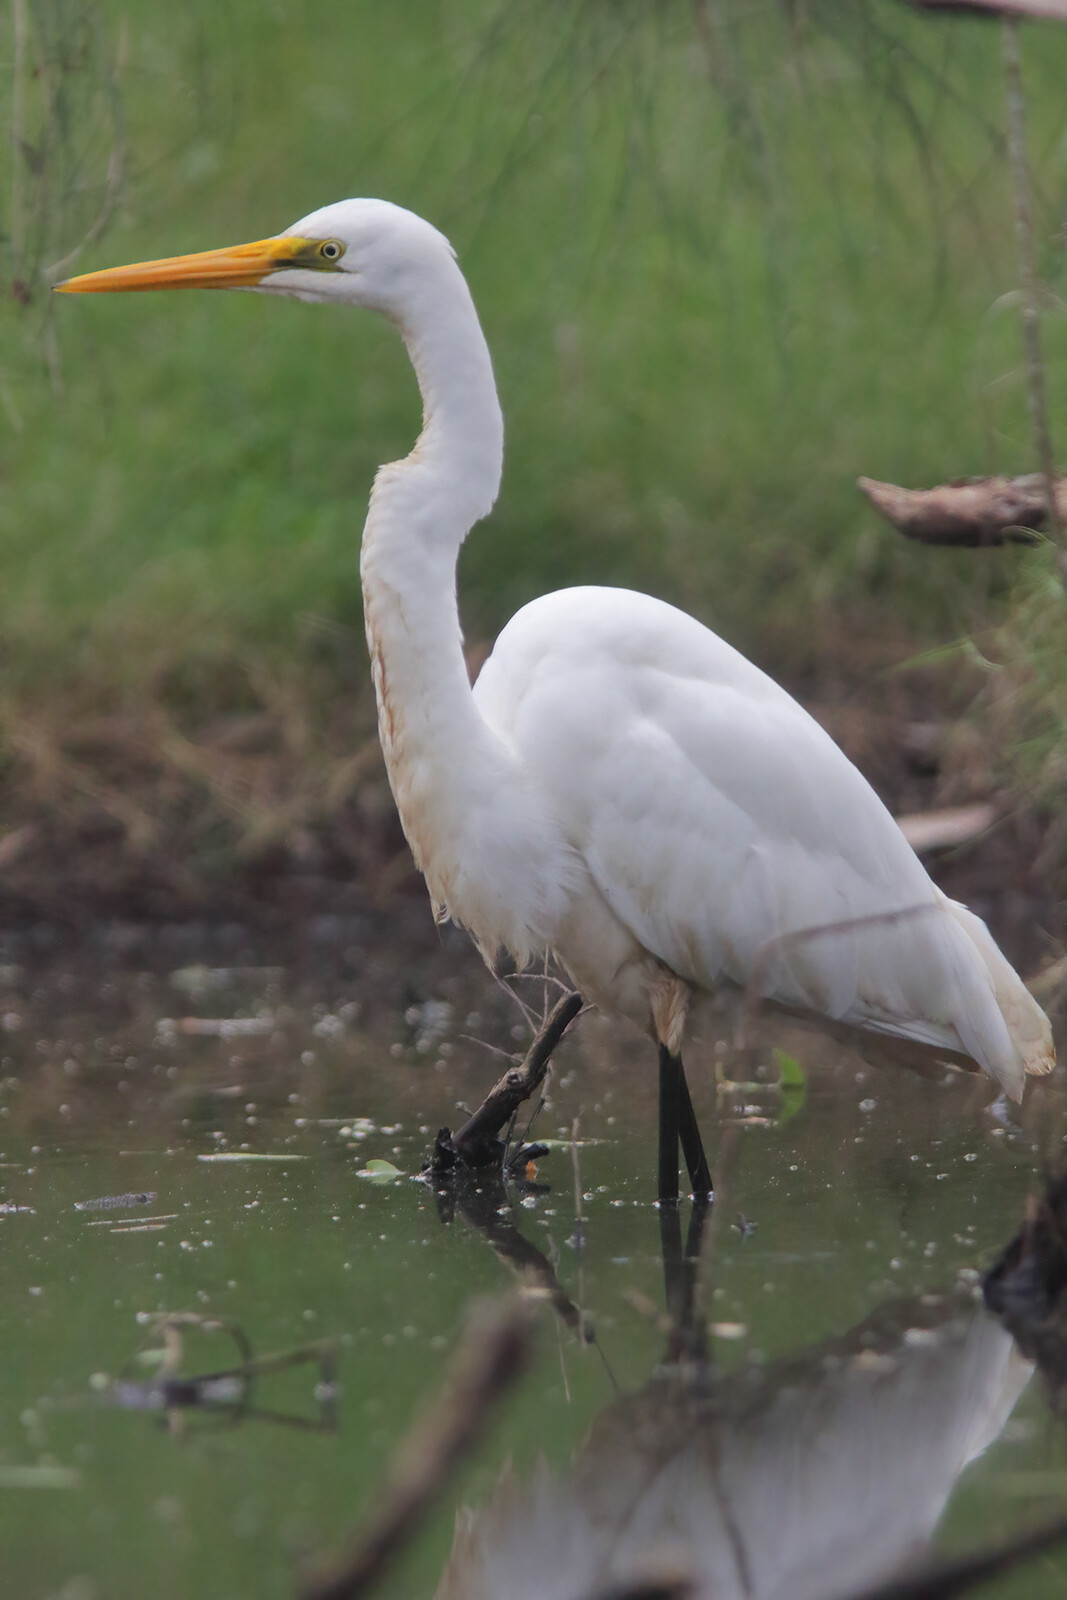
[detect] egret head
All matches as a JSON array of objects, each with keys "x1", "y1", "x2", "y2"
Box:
[{"x1": 55, "y1": 199, "x2": 458, "y2": 318}]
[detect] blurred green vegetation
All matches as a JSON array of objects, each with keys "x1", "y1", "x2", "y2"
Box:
[{"x1": 1, "y1": 0, "x2": 1065, "y2": 881}]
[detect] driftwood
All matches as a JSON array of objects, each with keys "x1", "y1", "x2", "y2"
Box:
[
  {"x1": 910, "y1": 0, "x2": 1067, "y2": 19},
  {"x1": 858, "y1": 473, "x2": 1063, "y2": 546},
  {"x1": 301, "y1": 1299, "x2": 532, "y2": 1600},
  {"x1": 429, "y1": 990, "x2": 583, "y2": 1175}
]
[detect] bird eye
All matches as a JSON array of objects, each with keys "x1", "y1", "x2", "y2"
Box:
[{"x1": 318, "y1": 240, "x2": 344, "y2": 263}]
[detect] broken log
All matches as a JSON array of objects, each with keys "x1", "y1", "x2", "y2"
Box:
[{"x1": 857, "y1": 472, "x2": 1066, "y2": 545}]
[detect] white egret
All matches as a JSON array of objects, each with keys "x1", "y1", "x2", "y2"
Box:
[{"x1": 58, "y1": 200, "x2": 1055, "y2": 1199}]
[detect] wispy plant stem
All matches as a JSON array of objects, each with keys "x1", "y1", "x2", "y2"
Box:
[
  {"x1": 11, "y1": 0, "x2": 27, "y2": 273},
  {"x1": 1001, "y1": 15, "x2": 1062, "y2": 546}
]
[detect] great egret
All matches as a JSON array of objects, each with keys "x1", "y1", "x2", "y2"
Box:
[{"x1": 58, "y1": 199, "x2": 1055, "y2": 1199}]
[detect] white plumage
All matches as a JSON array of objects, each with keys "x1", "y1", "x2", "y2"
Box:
[
  {"x1": 58, "y1": 198, "x2": 1055, "y2": 1104},
  {"x1": 475, "y1": 584, "x2": 1051, "y2": 1093}
]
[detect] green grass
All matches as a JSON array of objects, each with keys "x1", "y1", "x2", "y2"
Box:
[{"x1": 1, "y1": 0, "x2": 1066, "y2": 876}]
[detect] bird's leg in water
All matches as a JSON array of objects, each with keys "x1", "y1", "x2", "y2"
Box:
[
  {"x1": 658, "y1": 1045, "x2": 713, "y2": 1203},
  {"x1": 658, "y1": 1047, "x2": 682, "y2": 1203},
  {"x1": 678, "y1": 1057, "x2": 713, "y2": 1198}
]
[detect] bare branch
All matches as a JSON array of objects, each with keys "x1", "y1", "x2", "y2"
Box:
[{"x1": 430, "y1": 990, "x2": 583, "y2": 1173}]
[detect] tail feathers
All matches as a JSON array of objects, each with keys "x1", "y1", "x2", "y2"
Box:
[{"x1": 944, "y1": 898, "x2": 1055, "y2": 1099}]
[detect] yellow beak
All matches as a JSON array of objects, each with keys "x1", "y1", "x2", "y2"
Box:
[{"x1": 55, "y1": 235, "x2": 322, "y2": 294}]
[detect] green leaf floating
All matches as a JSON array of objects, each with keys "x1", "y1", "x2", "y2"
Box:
[{"x1": 356, "y1": 1159, "x2": 405, "y2": 1182}]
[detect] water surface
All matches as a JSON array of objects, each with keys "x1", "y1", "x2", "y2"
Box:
[{"x1": 0, "y1": 928, "x2": 1064, "y2": 1599}]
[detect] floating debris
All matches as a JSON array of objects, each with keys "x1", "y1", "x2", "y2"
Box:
[
  {"x1": 84, "y1": 1213, "x2": 178, "y2": 1228},
  {"x1": 169, "y1": 1016, "x2": 274, "y2": 1038},
  {"x1": 197, "y1": 1152, "x2": 307, "y2": 1163},
  {"x1": 74, "y1": 1191, "x2": 157, "y2": 1212},
  {"x1": 169, "y1": 965, "x2": 285, "y2": 997},
  {"x1": 356, "y1": 1159, "x2": 405, "y2": 1183}
]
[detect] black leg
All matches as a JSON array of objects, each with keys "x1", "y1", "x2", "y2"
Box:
[
  {"x1": 658, "y1": 1044, "x2": 681, "y2": 1203},
  {"x1": 677, "y1": 1059, "x2": 713, "y2": 1199}
]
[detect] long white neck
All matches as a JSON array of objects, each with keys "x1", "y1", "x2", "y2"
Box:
[{"x1": 359, "y1": 254, "x2": 559, "y2": 960}]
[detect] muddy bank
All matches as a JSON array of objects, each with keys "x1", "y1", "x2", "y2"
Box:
[{"x1": 0, "y1": 655, "x2": 1062, "y2": 976}]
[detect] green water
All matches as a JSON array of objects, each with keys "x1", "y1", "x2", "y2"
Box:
[{"x1": 0, "y1": 936, "x2": 1064, "y2": 1599}]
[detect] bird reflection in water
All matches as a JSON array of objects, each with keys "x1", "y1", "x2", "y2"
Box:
[{"x1": 435, "y1": 1187, "x2": 1030, "y2": 1600}]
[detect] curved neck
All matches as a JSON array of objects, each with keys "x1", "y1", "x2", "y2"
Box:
[{"x1": 359, "y1": 255, "x2": 526, "y2": 942}]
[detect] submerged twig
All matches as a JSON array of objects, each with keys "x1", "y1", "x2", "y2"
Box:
[
  {"x1": 429, "y1": 990, "x2": 583, "y2": 1174},
  {"x1": 301, "y1": 1299, "x2": 532, "y2": 1600}
]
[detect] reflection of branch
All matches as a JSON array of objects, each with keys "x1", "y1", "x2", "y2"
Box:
[
  {"x1": 301, "y1": 1300, "x2": 533, "y2": 1600},
  {"x1": 441, "y1": 1170, "x2": 594, "y2": 1343},
  {"x1": 112, "y1": 1314, "x2": 338, "y2": 1434}
]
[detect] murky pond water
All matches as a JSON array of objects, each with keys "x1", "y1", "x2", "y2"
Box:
[{"x1": 0, "y1": 919, "x2": 1065, "y2": 1599}]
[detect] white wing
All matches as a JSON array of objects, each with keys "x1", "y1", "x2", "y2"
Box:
[{"x1": 474, "y1": 586, "x2": 1050, "y2": 1095}]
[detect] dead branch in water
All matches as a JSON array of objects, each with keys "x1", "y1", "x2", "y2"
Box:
[
  {"x1": 858, "y1": 473, "x2": 1062, "y2": 545},
  {"x1": 430, "y1": 989, "x2": 583, "y2": 1174},
  {"x1": 301, "y1": 1299, "x2": 533, "y2": 1600}
]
